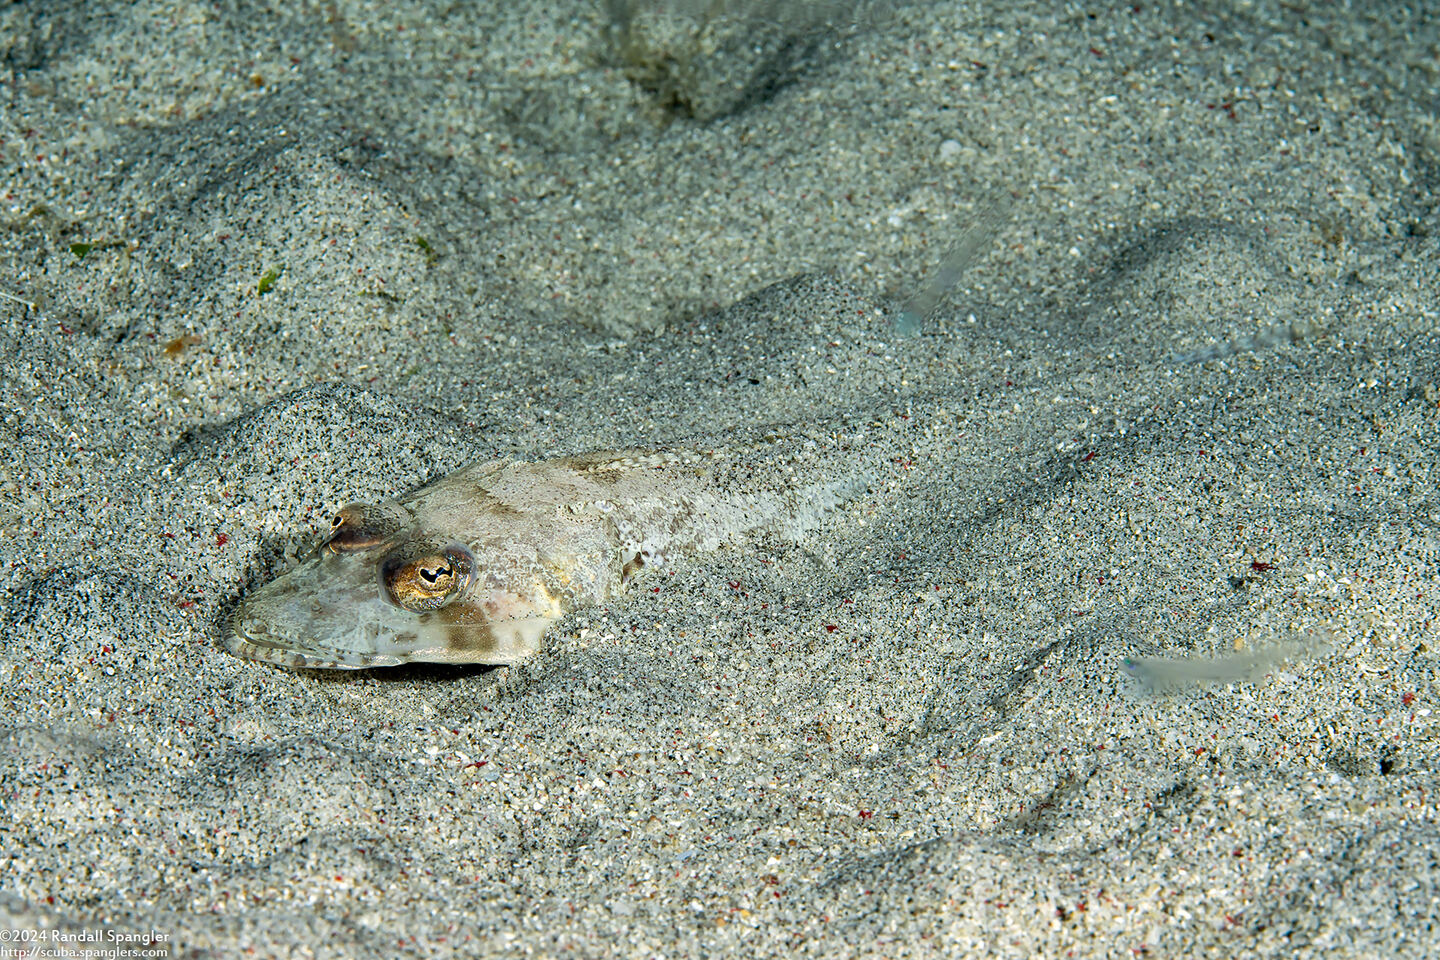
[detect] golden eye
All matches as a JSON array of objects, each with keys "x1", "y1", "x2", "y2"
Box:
[
  {"x1": 381, "y1": 544, "x2": 475, "y2": 612},
  {"x1": 321, "y1": 502, "x2": 408, "y2": 554}
]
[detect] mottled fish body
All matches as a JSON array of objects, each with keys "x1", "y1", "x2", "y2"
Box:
[{"x1": 228, "y1": 439, "x2": 871, "y2": 669}]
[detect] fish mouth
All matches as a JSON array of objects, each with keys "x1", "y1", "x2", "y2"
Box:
[
  {"x1": 225, "y1": 546, "x2": 559, "y2": 670},
  {"x1": 225, "y1": 552, "x2": 422, "y2": 669},
  {"x1": 226, "y1": 610, "x2": 412, "y2": 670}
]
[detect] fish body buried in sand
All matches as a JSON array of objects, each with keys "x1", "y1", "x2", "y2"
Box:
[{"x1": 228, "y1": 444, "x2": 871, "y2": 669}]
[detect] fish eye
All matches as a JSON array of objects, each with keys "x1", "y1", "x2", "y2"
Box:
[
  {"x1": 322, "y1": 502, "x2": 407, "y2": 554},
  {"x1": 381, "y1": 544, "x2": 475, "y2": 612}
]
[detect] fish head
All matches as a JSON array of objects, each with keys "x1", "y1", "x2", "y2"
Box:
[{"x1": 226, "y1": 500, "x2": 557, "y2": 669}]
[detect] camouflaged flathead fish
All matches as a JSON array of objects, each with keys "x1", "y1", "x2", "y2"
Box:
[{"x1": 227, "y1": 440, "x2": 872, "y2": 669}]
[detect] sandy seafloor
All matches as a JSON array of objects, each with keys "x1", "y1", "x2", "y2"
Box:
[{"x1": 2, "y1": 0, "x2": 1440, "y2": 956}]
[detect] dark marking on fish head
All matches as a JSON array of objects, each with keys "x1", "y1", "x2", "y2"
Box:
[{"x1": 621, "y1": 549, "x2": 646, "y2": 585}]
